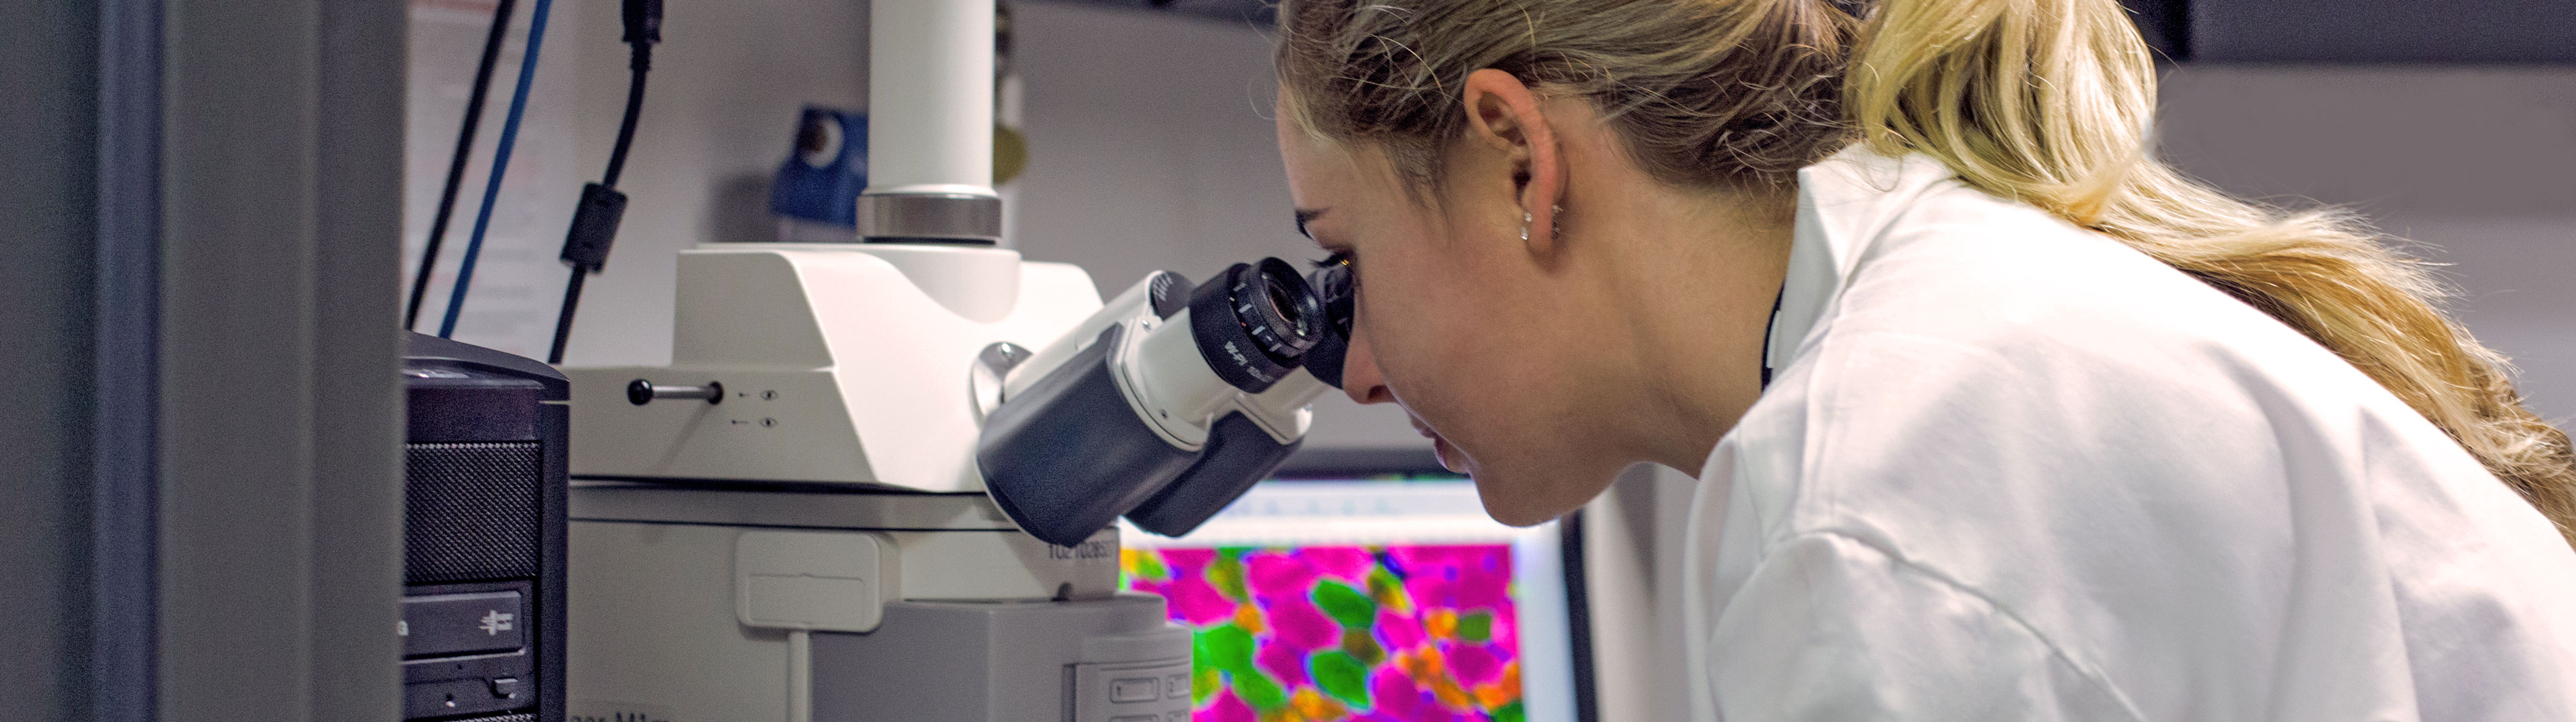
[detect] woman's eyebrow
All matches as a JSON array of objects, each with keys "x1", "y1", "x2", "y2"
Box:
[{"x1": 1294, "y1": 208, "x2": 1326, "y2": 239}]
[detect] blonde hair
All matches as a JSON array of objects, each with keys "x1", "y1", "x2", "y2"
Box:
[{"x1": 1277, "y1": 0, "x2": 2576, "y2": 547}]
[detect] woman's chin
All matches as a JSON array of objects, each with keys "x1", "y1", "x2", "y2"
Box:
[
  {"x1": 1478, "y1": 497, "x2": 1561, "y2": 528},
  {"x1": 1462, "y1": 453, "x2": 1622, "y2": 527},
  {"x1": 1436, "y1": 437, "x2": 1577, "y2": 525},
  {"x1": 1466, "y1": 473, "x2": 1561, "y2": 527}
]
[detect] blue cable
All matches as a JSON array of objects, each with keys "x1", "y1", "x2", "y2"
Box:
[{"x1": 439, "y1": 0, "x2": 556, "y2": 338}]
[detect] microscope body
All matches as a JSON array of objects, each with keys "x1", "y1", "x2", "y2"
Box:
[
  {"x1": 566, "y1": 242, "x2": 1095, "y2": 492},
  {"x1": 562, "y1": 244, "x2": 1192, "y2": 722}
]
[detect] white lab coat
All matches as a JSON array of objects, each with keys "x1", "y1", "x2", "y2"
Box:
[{"x1": 1684, "y1": 147, "x2": 2576, "y2": 721}]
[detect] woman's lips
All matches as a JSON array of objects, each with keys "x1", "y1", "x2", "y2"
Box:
[
  {"x1": 1413, "y1": 418, "x2": 1463, "y2": 473},
  {"x1": 1430, "y1": 436, "x2": 1462, "y2": 473}
]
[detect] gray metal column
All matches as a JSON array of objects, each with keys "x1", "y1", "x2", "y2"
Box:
[
  {"x1": 0, "y1": 0, "x2": 105, "y2": 718},
  {"x1": 154, "y1": 0, "x2": 408, "y2": 719},
  {"x1": 4, "y1": 4, "x2": 409, "y2": 720}
]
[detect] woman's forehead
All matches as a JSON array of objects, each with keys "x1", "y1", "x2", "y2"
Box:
[{"x1": 1279, "y1": 135, "x2": 1402, "y2": 210}]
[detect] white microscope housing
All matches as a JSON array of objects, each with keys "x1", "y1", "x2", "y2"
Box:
[
  {"x1": 567, "y1": 242, "x2": 1096, "y2": 492},
  {"x1": 562, "y1": 243, "x2": 1197, "y2": 722}
]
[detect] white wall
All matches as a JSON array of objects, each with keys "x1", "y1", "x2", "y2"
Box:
[
  {"x1": 557, "y1": 0, "x2": 873, "y2": 365},
  {"x1": 2156, "y1": 65, "x2": 2576, "y2": 420},
  {"x1": 1582, "y1": 463, "x2": 1701, "y2": 722},
  {"x1": 402, "y1": 0, "x2": 868, "y2": 362}
]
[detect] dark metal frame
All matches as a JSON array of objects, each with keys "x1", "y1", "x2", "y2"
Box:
[{"x1": 91, "y1": 0, "x2": 161, "y2": 718}]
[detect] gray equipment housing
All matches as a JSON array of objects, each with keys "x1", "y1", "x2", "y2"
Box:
[
  {"x1": 566, "y1": 483, "x2": 1187, "y2": 722},
  {"x1": 814, "y1": 599, "x2": 1189, "y2": 722}
]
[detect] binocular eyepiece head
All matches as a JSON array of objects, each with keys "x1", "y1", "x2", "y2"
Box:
[{"x1": 975, "y1": 256, "x2": 1364, "y2": 547}]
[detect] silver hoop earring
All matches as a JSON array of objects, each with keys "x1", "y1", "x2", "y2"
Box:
[{"x1": 1520, "y1": 211, "x2": 1532, "y2": 241}]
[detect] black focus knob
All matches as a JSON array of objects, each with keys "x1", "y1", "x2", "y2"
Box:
[{"x1": 627, "y1": 379, "x2": 723, "y2": 406}]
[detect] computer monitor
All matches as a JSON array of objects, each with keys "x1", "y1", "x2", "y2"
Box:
[{"x1": 1120, "y1": 478, "x2": 1592, "y2": 722}]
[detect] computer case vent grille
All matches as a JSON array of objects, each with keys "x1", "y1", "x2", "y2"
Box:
[{"x1": 403, "y1": 441, "x2": 543, "y2": 584}]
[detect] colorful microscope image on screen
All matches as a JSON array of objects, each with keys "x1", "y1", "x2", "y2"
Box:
[{"x1": 1122, "y1": 545, "x2": 1525, "y2": 722}]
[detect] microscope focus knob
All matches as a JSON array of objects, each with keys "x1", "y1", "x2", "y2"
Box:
[{"x1": 627, "y1": 379, "x2": 723, "y2": 406}]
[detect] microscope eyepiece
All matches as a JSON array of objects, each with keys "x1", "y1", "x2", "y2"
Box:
[
  {"x1": 1189, "y1": 258, "x2": 1326, "y2": 393},
  {"x1": 1300, "y1": 262, "x2": 1355, "y2": 389},
  {"x1": 1311, "y1": 261, "x2": 1353, "y2": 338}
]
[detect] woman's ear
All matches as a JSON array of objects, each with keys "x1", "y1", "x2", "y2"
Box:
[{"x1": 1459, "y1": 68, "x2": 1565, "y2": 254}]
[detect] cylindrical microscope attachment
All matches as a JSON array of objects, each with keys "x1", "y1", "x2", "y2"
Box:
[
  {"x1": 866, "y1": 0, "x2": 992, "y2": 194},
  {"x1": 861, "y1": 0, "x2": 1001, "y2": 242}
]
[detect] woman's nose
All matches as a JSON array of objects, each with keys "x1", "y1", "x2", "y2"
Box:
[{"x1": 1339, "y1": 327, "x2": 1395, "y2": 405}]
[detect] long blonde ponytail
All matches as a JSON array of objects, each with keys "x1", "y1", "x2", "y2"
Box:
[{"x1": 1845, "y1": 0, "x2": 2576, "y2": 547}]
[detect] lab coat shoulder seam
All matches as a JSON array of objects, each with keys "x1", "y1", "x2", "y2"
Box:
[
  {"x1": 1785, "y1": 325, "x2": 2013, "y2": 540},
  {"x1": 1791, "y1": 528, "x2": 2156, "y2": 722},
  {"x1": 1774, "y1": 316, "x2": 1864, "y2": 540}
]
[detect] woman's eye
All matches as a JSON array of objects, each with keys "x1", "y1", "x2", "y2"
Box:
[{"x1": 1308, "y1": 250, "x2": 1353, "y2": 270}]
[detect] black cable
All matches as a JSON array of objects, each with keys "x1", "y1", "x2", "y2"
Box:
[
  {"x1": 546, "y1": 0, "x2": 661, "y2": 364},
  {"x1": 1759, "y1": 283, "x2": 1783, "y2": 388},
  {"x1": 545, "y1": 48, "x2": 647, "y2": 364},
  {"x1": 547, "y1": 268, "x2": 586, "y2": 364},
  {"x1": 1559, "y1": 509, "x2": 1601, "y2": 722},
  {"x1": 601, "y1": 45, "x2": 650, "y2": 187},
  {"x1": 406, "y1": 0, "x2": 521, "y2": 331}
]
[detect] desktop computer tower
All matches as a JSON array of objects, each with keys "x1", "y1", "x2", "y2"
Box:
[{"x1": 401, "y1": 333, "x2": 567, "y2": 722}]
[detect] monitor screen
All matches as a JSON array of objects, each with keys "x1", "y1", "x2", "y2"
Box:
[{"x1": 1120, "y1": 479, "x2": 1584, "y2": 722}]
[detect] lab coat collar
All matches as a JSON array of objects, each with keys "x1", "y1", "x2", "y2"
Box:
[{"x1": 1765, "y1": 146, "x2": 1963, "y2": 372}]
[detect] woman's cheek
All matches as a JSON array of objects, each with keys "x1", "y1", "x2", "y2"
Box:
[{"x1": 1377, "y1": 286, "x2": 1481, "y2": 422}]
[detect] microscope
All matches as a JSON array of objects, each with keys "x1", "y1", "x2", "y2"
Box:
[{"x1": 557, "y1": 0, "x2": 1352, "y2": 719}]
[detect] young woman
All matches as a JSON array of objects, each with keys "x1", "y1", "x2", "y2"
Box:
[{"x1": 1270, "y1": 0, "x2": 2576, "y2": 718}]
